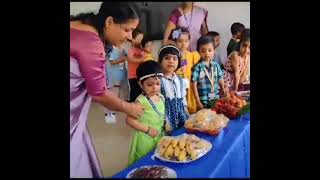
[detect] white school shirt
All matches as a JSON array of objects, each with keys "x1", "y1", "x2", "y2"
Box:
[{"x1": 161, "y1": 73, "x2": 189, "y2": 106}]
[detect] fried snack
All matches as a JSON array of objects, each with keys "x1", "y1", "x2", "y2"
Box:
[
  {"x1": 158, "y1": 137, "x2": 174, "y2": 156},
  {"x1": 172, "y1": 138, "x2": 179, "y2": 148},
  {"x1": 185, "y1": 108, "x2": 229, "y2": 133},
  {"x1": 194, "y1": 141, "x2": 205, "y2": 149},
  {"x1": 207, "y1": 122, "x2": 218, "y2": 131},
  {"x1": 163, "y1": 137, "x2": 173, "y2": 147},
  {"x1": 187, "y1": 134, "x2": 201, "y2": 143},
  {"x1": 185, "y1": 120, "x2": 194, "y2": 128},
  {"x1": 190, "y1": 150, "x2": 199, "y2": 160},
  {"x1": 157, "y1": 137, "x2": 166, "y2": 148},
  {"x1": 201, "y1": 141, "x2": 211, "y2": 149},
  {"x1": 194, "y1": 140, "x2": 210, "y2": 150},
  {"x1": 158, "y1": 137, "x2": 173, "y2": 155},
  {"x1": 174, "y1": 146, "x2": 181, "y2": 157},
  {"x1": 159, "y1": 146, "x2": 167, "y2": 156},
  {"x1": 194, "y1": 109, "x2": 211, "y2": 122},
  {"x1": 178, "y1": 135, "x2": 188, "y2": 149},
  {"x1": 178, "y1": 149, "x2": 187, "y2": 161},
  {"x1": 164, "y1": 144, "x2": 174, "y2": 159},
  {"x1": 185, "y1": 141, "x2": 192, "y2": 155}
]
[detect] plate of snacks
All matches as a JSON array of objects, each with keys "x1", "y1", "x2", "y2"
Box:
[
  {"x1": 126, "y1": 165, "x2": 177, "y2": 178},
  {"x1": 210, "y1": 92, "x2": 249, "y2": 119},
  {"x1": 154, "y1": 134, "x2": 212, "y2": 163},
  {"x1": 184, "y1": 109, "x2": 229, "y2": 136}
]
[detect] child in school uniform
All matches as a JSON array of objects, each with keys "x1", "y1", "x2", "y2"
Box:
[
  {"x1": 158, "y1": 45, "x2": 190, "y2": 133},
  {"x1": 192, "y1": 36, "x2": 228, "y2": 109},
  {"x1": 171, "y1": 27, "x2": 201, "y2": 114},
  {"x1": 127, "y1": 61, "x2": 165, "y2": 166}
]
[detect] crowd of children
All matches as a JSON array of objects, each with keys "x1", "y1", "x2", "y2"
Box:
[{"x1": 103, "y1": 22, "x2": 250, "y2": 166}]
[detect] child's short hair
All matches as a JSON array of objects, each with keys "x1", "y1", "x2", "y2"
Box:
[
  {"x1": 141, "y1": 35, "x2": 153, "y2": 48},
  {"x1": 197, "y1": 35, "x2": 215, "y2": 51},
  {"x1": 132, "y1": 28, "x2": 143, "y2": 39},
  {"x1": 158, "y1": 45, "x2": 182, "y2": 71},
  {"x1": 136, "y1": 61, "x2": 163, "y2": 84},
  {"x1": 169, "y1": 27, "x2": 190, "y2": 41},
  {"x1": 207, "y1": 31, "x2": 220, "y2": 39},
  {"x1": 231, "y1": 22, "x2": 245, "y2": 35}
]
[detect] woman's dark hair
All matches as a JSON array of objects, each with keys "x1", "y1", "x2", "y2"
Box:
[
  {"x1": 169, "y1": 27, "x2": 190, "y2": 41},
  {"x1": 197, "y1": 35, "x2": 215, "y2": 51},
  {"x1": 71, "y1": 2, "x2": 141, "y2": 38},
  {"x1": 136, "y1": 61, "x2": 162, "y2": 84},
  {"x1": 141, "y1": 35, "x2": 153, "y2": 48},
  {"x1": 231, "y1": 22, "x2": 245, "y2": 35},
  {"x1": 158, "y1": 45, "x2": 182, "y2": 71},
  {"x1": 237, "y1": 28, "x2": 250, "y2": 51}
]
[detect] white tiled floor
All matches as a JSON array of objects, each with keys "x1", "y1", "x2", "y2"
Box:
[{"x1": 87, "y1": 102, "x2": 134, "y2": 177}]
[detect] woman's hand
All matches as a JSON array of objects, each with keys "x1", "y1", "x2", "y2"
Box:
[
  {"x1": 125, "y1": 102, "x2": 144, "y2": 119},
  {"x1": 147, "y1": 127, "x2": 159, "y2": 138}
]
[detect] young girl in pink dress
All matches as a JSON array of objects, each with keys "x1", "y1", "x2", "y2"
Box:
[{"x1": 224, "y1": 29, "x2": 250, "y2": 92}]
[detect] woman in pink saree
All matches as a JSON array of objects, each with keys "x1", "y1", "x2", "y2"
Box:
[
  {"x1": 70, "y1": 2, "x2": 144, "y2": 178},
  {"x1": 163, "y1": 2, "x2": 209, "y2": 51}
]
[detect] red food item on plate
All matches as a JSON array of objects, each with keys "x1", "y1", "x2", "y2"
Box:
[{"x1": 211, "y1": 92, "x2": 246, "y2": 119}]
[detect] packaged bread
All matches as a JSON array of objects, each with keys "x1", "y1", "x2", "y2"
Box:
[{"x1": 185, "y1": 109, "x2": 229, "y2": 135}]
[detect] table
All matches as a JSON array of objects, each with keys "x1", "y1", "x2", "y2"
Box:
[{"x1": 112, "y1": 113, "x2": 250, "y2": 178}]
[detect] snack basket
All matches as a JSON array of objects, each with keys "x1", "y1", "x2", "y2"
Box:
[{"x1": 184, "y1": 110, "x2": 229, "y2": 136}]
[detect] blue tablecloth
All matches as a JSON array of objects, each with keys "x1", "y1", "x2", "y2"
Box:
[{"x1": 112, "y1": 113, "x2": 250, "y2": 178}]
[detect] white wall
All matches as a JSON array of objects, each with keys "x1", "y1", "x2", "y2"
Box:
[
  {"x1": 70, "y1": 2, "x2": 101, "y2": 15},
  {"x1": 196, "y1": 2, "x2": 250, "y2": 64},
  {"x1": 70, "y1": 2, "x2": 250, "y2": 62}
]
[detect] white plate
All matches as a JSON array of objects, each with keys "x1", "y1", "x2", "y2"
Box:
[
  {"x1": 154, "y1": 134, "x2": 212, "y2": 163},
  {"x1": 126, "y1": 165, "x2": 177, "y2": 178}
]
